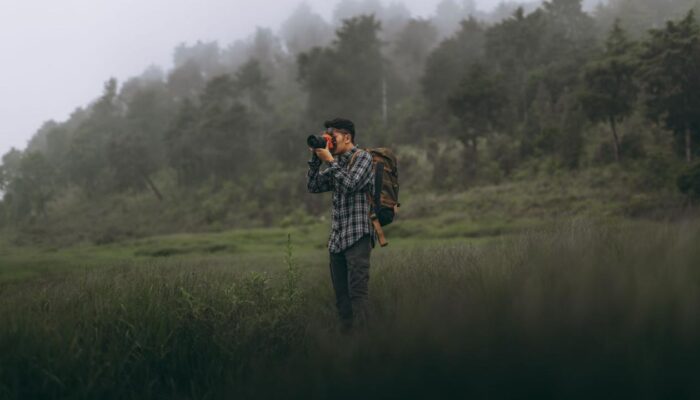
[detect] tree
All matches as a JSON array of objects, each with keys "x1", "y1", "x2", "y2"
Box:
[
  {"x1": 448, "y1": 63, "x2": 508, "y2": 182},
  {"x1": 234, "y1": 59, "x2": 271, "y2": 111},
  {"x1": 173, "y1": 41, "x2": 222, "y2": 78},
  {"x1": 677, "y1": 161, "x2": 700, "y2": 200},
  {"x1": 298, "y1": 15, "x2": 385, "y2": 129},
  {"x1": 533, "y1": 0, "x2": 596, "y2": 105},
  {"x1": 422, "y1": 18, "x2": 485, "y2": 114},
  {"x1": 198, "y1": 75, "x2": 252, "y2": 181},
  {"x1": 376, "y1": 2, "x2": 412, "y2": 43},
  {"x1": 0, "y1": 149, "x2": 22, "y2": 191},
  {"x1": 1, "y1": 151, "x2": 56, "y2": 220},
  {"x1": 640, "y1": 10, "x2": 700, "y2": 163},
  {"x1": 280, "y1": 3, "x2": 333, "y2": 55},
  {"x1": 580, "y1": 20, "x2": 639, "y2": 162},
  {"x1": 486, "y1": 8, "x2": 547, "y2": 121},
  {"x1": 108, "y1": 130, "x2": 163, "y2": 200},
  {"x1": 107, "y1": 87, "x2": 171, "y2": 200},
  {"x1": 165, "y1": 99, "x2": 200, "y2": 185},
  {"x1": 486, "y1": 1, "x2": 595, "y2": 159},
  {"x1": 66, "y1": 78, "x2": 122, "y2": 195},
  {"x1": 332, "y1": 0, "x2": 383, "y2": 25},
  {"x1": 433, "y1": 0, "x2": 473, "y2": 38},
  {"x1": 167, "y1": 60, "x2": 205, "y2": 100},
  {"x1": 596, "y1": 0, "x2": 700, "y2": 38},
  {"x1": 392, "y1": 18, "x2": 439, "y2": 91}
]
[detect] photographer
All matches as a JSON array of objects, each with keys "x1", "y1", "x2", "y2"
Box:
[{"x1": 307, "y1": 118, "x2": 375, "y2": 332}]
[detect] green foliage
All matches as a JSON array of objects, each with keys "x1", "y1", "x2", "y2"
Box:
[
  {"x1": 448, "y1": 63, "x2": 509, "y2": 182},
  {"x1": 0, "y1": 149, "x2": 22, "y2": 191},
  {"x1": 597, "y1": 0, "x2": 700, "y2": 38},
  {"x1": 107, "y1": 87, "x2": 171, "y2": 199},
  {"x1": 677, "y1": 161, "x2": 700, "y2": 198},
  {"x1": 448, "y1": 63, "x2": 508, "y2": 138},
  {"x1": 580, "y1": 20, "x2": 639, "y2": 162},
  {"x1": 3, "y1": 1, "x2": 700, "y2": 239},
  {"x1": 485, "y1": 7, "x2": 544, "y2": 125},
  {"x1": 167, "y1": 59, "x2": 206, "y2": 99},
  {"x1": 0, "y1": 151, "x2": 57, "y2": 221},
  {"x1": 65, "y1": 79, "x2": 121, "y2": 195},
  {"x1": 392, "y1": 18, "x2": 438, "y2": 91},
  {"x1": 234, "y1": 59, "x2": 272, "y2": 111},
  {"x1": 640, "y1": 10, "x2": 700, "y2": 162},
  {"x1": 298, "y1": 15, "x2": 385, "y2": 129},
  {"x1": 422, "y1": 18, "x2": 485, "y2": 115},
  {"x1": 165, "y1": 99, "x2": 199, "y2": 185},
  {"x1": 198, "y1": 76, "x2": 252, "y2": 180},
  {"x1": 165, "y1": 75, "x2": 253, "y2": 184}
]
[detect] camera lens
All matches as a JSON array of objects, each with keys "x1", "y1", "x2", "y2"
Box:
[{"x1": 307, "y1": 135, "x2": 326, "y2": 149}]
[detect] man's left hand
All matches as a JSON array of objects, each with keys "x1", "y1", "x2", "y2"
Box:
[{"x1": 314, "y1": 143, "x2": 334, "y2": 163}]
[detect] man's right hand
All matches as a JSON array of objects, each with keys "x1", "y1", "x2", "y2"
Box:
[{"x1": 314, "y1": 140, "x2": 334, "y2": 163}]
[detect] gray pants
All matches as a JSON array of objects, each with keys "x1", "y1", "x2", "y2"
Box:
[{"x1": 329, "y1": 235, "x2": 372, "y2": 326}]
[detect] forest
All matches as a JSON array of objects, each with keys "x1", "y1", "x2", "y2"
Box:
[{"x1": 1, "y1": 0, "x2": 700, "y2": 243}]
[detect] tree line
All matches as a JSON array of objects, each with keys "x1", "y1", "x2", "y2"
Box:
[{"x1": 2, "y1": 0, "x2": 700, "y2": 230}]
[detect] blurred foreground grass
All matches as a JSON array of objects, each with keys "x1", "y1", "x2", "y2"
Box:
[{"x1": 1, "y1": 219, "x2": 699, "y2": 399}]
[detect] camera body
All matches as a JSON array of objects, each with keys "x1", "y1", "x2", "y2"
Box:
[{"x1": 307, "y1": 134, "x2": 336, "y2": 150}]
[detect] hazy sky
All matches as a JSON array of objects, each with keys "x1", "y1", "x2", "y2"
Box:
[{"x1": 0, "y1": 0, "x2": 527, "y2": 159}]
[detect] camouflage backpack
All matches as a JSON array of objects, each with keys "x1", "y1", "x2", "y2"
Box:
[{"x1": 350, "y1": 148, "x2": 400, "y2": 246}]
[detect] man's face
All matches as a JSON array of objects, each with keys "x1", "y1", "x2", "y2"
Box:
[{"x1": 327, "y1": 128, "x2": 353, "y2": 155}]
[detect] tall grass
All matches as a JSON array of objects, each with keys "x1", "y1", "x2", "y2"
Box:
[{"x1": 1, "y1": 220, "x2": 699, "y2": 399}]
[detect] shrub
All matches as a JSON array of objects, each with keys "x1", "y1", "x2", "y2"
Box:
[{"x1": 677, "y1": 161, "x2": 700, "y2": 199}]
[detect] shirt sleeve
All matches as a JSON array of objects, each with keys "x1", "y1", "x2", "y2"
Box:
[
  {"x1": 307, "y1": 153, "x2": 333, "y2": 193},
  {"x1": 326, "y1": 150, "x2": 373, "y2": 195}
]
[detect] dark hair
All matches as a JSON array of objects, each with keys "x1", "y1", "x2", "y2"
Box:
[{"x1": 324, "y1": 118, "x2": 355, "y2": 142}]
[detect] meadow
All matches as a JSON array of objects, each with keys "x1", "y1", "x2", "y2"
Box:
[
  {"x1": 1, "y1": 213, "x2": 699, "y2": 399},
  {"x1": 0, "y1": 168, "x2": 697, "y2": 398}
]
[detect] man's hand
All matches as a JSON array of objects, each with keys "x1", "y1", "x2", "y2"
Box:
[{"x1": 312, "y1": 140, "x2": 334, "y2": 163}]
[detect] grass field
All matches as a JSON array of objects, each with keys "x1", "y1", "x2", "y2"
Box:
[
  {"x1": 1, "y1": 167, "x2": 684, "y2": 282},
  {"x1": 1, "y1": 170, "x2": 696, "y2": 398},
  {"x1": 1, "y1": 216, "x2": 700, "y2": 399}
]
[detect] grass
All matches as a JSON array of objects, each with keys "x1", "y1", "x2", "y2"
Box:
[
  {"x1": 0, "y1": 212, "x2": 531, "y2": 284},
  {"x1": 0, "y1": 225, "x2": 324, "y2": 283},
  {"x1": 0, "y1": 168, "x2": 694, "y2": 398},
  {"x1": 1, "y1": 218, "x2": 700, "y2": 399},
  {"x1": 4, "y1": 166, "x2": 684, "y2": 284}
]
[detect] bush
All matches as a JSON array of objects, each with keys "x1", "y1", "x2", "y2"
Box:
[
  {"x1": 633, "y1": 152, "x2": 680, "y2": 191},
  {"x1": 677, "y1": 161, "x2": 700, "y2": 199}
]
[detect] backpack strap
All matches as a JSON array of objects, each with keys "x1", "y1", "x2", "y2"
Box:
[
  {"x1": 348, "y1": 148, "x2": 388, "y2": 247},
  {"x1": 371, "y1": 212, "x2": 388, "y2": 247},
  {"x1": 348, "y1": 148, "x2": 363, "y2": 170}
]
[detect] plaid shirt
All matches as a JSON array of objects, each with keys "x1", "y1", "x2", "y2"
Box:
[{"x1": 307, "y1": 146, "x2": 375, "y2": 253}]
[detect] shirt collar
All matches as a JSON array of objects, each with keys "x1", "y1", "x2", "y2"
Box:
[{"x1": 337, "y1": 146, "x2": 358, "y2": 164}]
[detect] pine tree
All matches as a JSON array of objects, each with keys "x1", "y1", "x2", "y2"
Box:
[
  {"x1": 640, "y1": 10, "x2": 700, "y2": 163},
  {"x1": 580, "y1": 20, "x2": 638, "y2": 162}
]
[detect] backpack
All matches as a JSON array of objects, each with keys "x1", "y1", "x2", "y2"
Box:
[{"x1": 350, "y1": 148, "x2": 400, "y2": 246}]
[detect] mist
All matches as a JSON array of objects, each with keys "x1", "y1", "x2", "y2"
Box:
[{"x1": 0, "y1": 0, "x2": 548, "y2": 159}]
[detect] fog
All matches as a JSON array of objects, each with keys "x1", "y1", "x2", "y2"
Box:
[{"x1": 0, "y1": 0, "x2": 553, "y2": 159}]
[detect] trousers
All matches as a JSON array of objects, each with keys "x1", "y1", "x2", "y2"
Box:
[{"x1": 329, "y1": 235, "x2": 372, "y2": 325}]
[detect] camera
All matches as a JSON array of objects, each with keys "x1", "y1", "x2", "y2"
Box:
[{"x1": 307, "y1": 134, "x2": 336, "y2": 150}]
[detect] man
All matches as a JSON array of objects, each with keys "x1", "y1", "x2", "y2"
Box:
[{"x1": 307, "y1": 118, "x2": 375, "y2": 331}]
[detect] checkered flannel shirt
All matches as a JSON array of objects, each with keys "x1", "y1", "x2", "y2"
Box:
[{"x1": 307, "y1": 146, "x2": 376, "y2": 254}]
